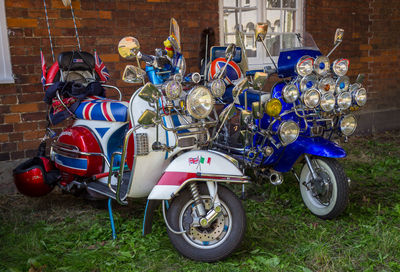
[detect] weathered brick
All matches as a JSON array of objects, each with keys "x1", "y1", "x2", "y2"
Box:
[
  {"x1": 4, "y1": 114, "x2": 21, "y2": 124},
  {"x1": 10, "y1": 103, "x2": 39, "y2": 113},
  {"x1": 14, "y1": 122, "x2": 37, "y2": 132},
  {"x1": 7, "y1": 18, "x2": 38, "y2": 28},
  {"x1": 0, "y1": 134, "x2": 9, "y2": 143},
  {"x1": 0, "y1": 153, "x2": 11, "y2": 161}
]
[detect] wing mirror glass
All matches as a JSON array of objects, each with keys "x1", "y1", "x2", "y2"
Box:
[
  {"x1": 225, "y1": 43, "x2": 236, "y2": 60},
  {"x1": 232, "y1": 78, "x2": 249, "y2": 98},
  {"x1": 255, "y1": 23, "x2": 268, "y2": 43},
  {"x1": 122, "y1": 65, "x2": 146, "y2": 84},
  {"x1": 219, "y1": 105, "x2": 237, "y2": 122},
  {"x1": 138, "y1": 109, "x2": 157, "y2": 126},
  {"x1": 138, "y1": 82, "x2": 161, "y2": 103},
  {"x1": 253, "y1": 72, "x2": 268, "y2": 89},
  {"x1": 355, "y1": 73, "x2": 365, "y2": 84},
  {"x1": 118, "y1": 37, "x2": 141, "y2": 60},
  {"x1": 334, "y1": 28, "x2": 344, "y2": 45}
]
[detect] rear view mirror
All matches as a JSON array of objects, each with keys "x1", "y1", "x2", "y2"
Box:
[
  {"x1": 225, "y1": 44, "x2": 236, "y2": 60},
  {"x1": 355, "y1": 73, "x2": 365, "y2": 84},
  {"x1": 138, "y1": 83, "x2": 161, "y2": 103},
  {"x1": 255, "y1": 23, "x2": 268, "y2": 43},
  {"x1": 138, "y1": 109, "x2": 157, "y2": 126},
  {"x1": 253, "y1": 72, "x2": 268, "y2": 89},
  {"x1": 334, "y1": 28, "x2": 344, "y2": 45},
  {"x1": 118, "y1": 37, "x2": 141, "y2": 60},
  {"x1": 219, "y1": 105, "x2": 237, "y2": 122},
  {"x1": 232, "y1": 78, "x2": 249, "y2": 98},
  {"x1": 122, "y1": 65, "x2": 146, "y2": 84}
]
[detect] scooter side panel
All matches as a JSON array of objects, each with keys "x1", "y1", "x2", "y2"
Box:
[{"x1": 272, "y1": 136, "x2": 346, "y2": 172}]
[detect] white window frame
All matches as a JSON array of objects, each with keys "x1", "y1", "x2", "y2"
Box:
[
  {"x1": 219, "y1": 0, "x2": 304, "y2": 70},
  {"x1": 0, "y1": 0, "x2": 14, "y2": 84}
]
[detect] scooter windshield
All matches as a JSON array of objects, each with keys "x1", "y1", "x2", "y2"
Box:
[
  {"x1": 169, "y1": 18, "x2": 181, "y2": 54},
  {"x1": 264, "y1": 32, "x2": 319, "y2": 56}
]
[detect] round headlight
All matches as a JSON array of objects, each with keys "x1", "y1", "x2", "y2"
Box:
[
  {"x1": 352, "y1": 87, "x2": 367, "y2": 106},
  {"x1": 296, "y1": 56, "x2": 314, "y2": 77},
  {"x1": 332, "y1": 58, "x2": 349, "y2": 76},
  {"x1": 191, "y1": 72, "x2": 201, "y2": 83},
  {"x1": 340, "y1": 114, "x2": 357, "y2": 136},
  {"x1": 320, "y1": 92, "x2": 335, "y2": 112},
  {"x1": 335, "y1": 76, "x2": 350, "y2": 93},
  {"x1": 318, "y1": 77, "x2": 335, "y2": 93},
  {"x1": 264, "y1": 98, "x2": 282, "y2": 117},
  {"x1": 164, "y1": 80, "x2": 182, "y2": 99},
  {"x1": 300, "y1": 74, "x2": 317, "y2": 92},
  {"x1": 173, "y1": 73, "x2": 183, "y2": 83},
  {"x1": 282, "y1": 84, "x2": 299, "y2": 103},
  {"x1": 302, "y1": 88, "x2": 321, "y2": 108},
  {"x1": 314, "y1": 56, "x2": 330, "y2": 76},
  {"x1": 186, "y1": 86, "x2": 214, "y2": 119},
  {"x1": 279, "y1": 121, "x2": 300, "y2": 146},
  {"x1": 209, "y1": 79, "x2": 226, "y2": 98},
  {"x1": 337, "y1": 91, "x2": 352, "y2": 110}
]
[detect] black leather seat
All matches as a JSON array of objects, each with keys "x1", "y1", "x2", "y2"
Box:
[{"x1": 57, "y1": 51, "x2": 95, "y2": 71}]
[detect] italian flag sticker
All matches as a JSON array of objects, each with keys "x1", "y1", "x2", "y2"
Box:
[{"x1": 199, "y1": 156, "x2": 212, "y2": 164}]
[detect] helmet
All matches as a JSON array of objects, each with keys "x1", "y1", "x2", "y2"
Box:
[
  {"x1": 208, "y1": 58, "x2": 243, "y2": 85},
  {"x1": 13, "y1": 157, "x2": 58, "y2": 197}
]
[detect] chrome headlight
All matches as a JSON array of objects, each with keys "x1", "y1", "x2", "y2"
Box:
[
  {"x1": 186, "y1": 86, "x2": 214, "y2": 119},
  {"x1": 164, "y1": 80, "x2": 182, "y2": 99},
  {"x1": 320, "y1": 92, "x2": 335, "y2": 112},
  {"x1": 300, "y1": 74, "x2": 317, "y2": 92},
  {"x1": 352, "y1": 87, "x2": 367, "y2": 106},
  {"x1": 337, "y1": 91, "x2": 352, "y2": 110},
  {"x1": 296, "y1": 56, "x2": 314, "y2": 77},
  {"x1": 335, "y1": 76, "x2": 350, "y2": 93},
  {"x1": 332, "y1": 58, "x2": 349, "y2": 76},
  {"x1": 318, "y1": 77, "x2": 335, "y2": 93},
  {"x1": 340, "y1": 114, "x2": 357, "y2": 136},
  {"x1": 279, "y1": 121, "x2": 300, "y2": 146},
  {"x1": 209, "y1": 79, "x2": 226, "y2": 98},
  {"x1": 302, "y1": 88, "x2": 321, "y2": 108},
  {"x1": 314, "y1": 56, "x2": 330, "y2": 76},
  {"x1": 282, "y1": 84, "x2": 299, "y2": 103}
]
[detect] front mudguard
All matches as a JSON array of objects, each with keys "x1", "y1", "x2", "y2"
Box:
[
  {"x1": 272, "y1": 136, "x2": 346, "y2": 172},
  {"x1": 143, "y1": 150, "x2": 249, "y2": 235}
]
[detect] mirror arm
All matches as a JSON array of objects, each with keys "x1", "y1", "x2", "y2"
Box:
[
  {"x1": 259, "y1": 39, "x2": 278, "y2": 72},
  {"x1": 326, "y1": 41, "x2": 341, "y2": 58}
]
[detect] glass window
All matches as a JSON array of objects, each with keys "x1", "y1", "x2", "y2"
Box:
[
  {"x1": 220, "y1": 0, "x2": 303, "y2": 69},
  {"x1": 0, "y1": 1, "x2": 14, "y2": 84}
]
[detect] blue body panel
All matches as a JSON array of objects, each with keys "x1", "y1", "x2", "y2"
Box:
[
  {"x1": 272, "y1": 136, "x2": 346, "y2": 172},
  {"x1": 277, "y1": 48, "x2": 321, "y2": 78}
]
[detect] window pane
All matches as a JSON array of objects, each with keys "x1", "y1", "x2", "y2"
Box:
[
  {"x1": 224, "y1": 0, "x2": 238, "y2": 7},
  {"x1": 283, "y1": 10, "x2": 296, "y2": 32},
  {"x1": 266, "y1": 0, "x2": 281, "y2": 8},
  {"x1": 224, "y1": 8, "x2": 240, "y2": 33},
  {"x1": 225, "y1": 34, "x2": 236, "y2": 45},
  {"x1": 282, "y1": 0, "x2": 296, "y2": 8},
  {"x1": 265, "y1": 9, "x2": 281, "y2": 32}
]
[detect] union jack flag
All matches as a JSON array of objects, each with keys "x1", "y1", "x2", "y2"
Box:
[
  {"x1": 189, "y1": 157, "x2": 199, "y2": 165},
  {"x1": 94, "y1": 49, "x2": 110, "y2": 82},
  {"x1": 40, "y1": 49, "x2": 46, "y2": 86}
]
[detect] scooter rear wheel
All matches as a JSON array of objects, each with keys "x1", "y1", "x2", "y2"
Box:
[
  {"x1": 299, "y1": 156, "x2": 349, "y2": 220},
  {"x1": 166, "y1": 183, "x2": 246, "y2": 262}
]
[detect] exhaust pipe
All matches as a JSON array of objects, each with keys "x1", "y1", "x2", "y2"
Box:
[{"x1": 269, "y1": 171, "x2": 283, "y2": 186}]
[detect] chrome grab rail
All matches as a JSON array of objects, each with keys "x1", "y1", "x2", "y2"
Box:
[{"x1": 101, "y1": 84, "x2": 122, "y2": 101}]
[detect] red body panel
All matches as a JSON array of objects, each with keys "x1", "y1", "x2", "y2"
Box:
[{"x1": 55, "y1": 126, "x2": 103, "y2": 176}]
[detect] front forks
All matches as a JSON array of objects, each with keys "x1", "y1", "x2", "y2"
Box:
[{"x1": 189, "y1": 182, "x2": 222, "y2": 228}]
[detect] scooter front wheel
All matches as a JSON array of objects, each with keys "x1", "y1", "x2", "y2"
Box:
[
  {"x1": 299, "y1": 157, "x2": 349, "y2": 220},
  {"x1": 166, "y1": 183, "x2": 246, "y2": 262}
]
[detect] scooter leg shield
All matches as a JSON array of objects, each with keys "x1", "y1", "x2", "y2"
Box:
[{"x1": 273, "y1": 136, "x2": 347, "y2": 173}]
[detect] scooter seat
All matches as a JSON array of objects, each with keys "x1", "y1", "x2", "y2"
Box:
[{"x1": 75, "y1": 96, "x2": 129, "y2": 122}]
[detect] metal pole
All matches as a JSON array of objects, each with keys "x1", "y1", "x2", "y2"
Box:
[
  {"x1": 43, "y1": 0, "x2": 55, "y2": 62},
  {"x1": 69, "y1": 2, "x2": 81, "y2": 51}
]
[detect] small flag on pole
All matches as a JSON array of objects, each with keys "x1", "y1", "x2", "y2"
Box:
[
  {"x1": 40, "y1": 49, "x2": 46, "y2": 86},
  {"x1": 94, "y1": 49, "x2": 110, "y2": 82}
]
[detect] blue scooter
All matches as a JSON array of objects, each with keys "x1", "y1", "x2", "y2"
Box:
[{"x1": 211, "y1": 26, "x2": 367, "y2": 219}]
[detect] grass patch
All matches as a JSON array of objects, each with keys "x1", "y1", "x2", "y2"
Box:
[{"x1": 1, "y1": 131, "x2": 400, "y2": 271}]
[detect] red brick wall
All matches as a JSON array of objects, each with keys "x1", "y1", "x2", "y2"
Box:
[
  {"x1": 0, "y1": 0, "x2": 219, "y2": 161},
  {"x1": 305, "y1": 0, "x2": 400, "y2": 132}
]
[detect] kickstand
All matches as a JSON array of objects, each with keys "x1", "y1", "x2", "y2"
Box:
[
  {"x1": 240, "y1": 184, "x2": 246, "y2": 200},
  {"x1": 108, "y1": 198, "x2": 117, "y2": 240}
]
